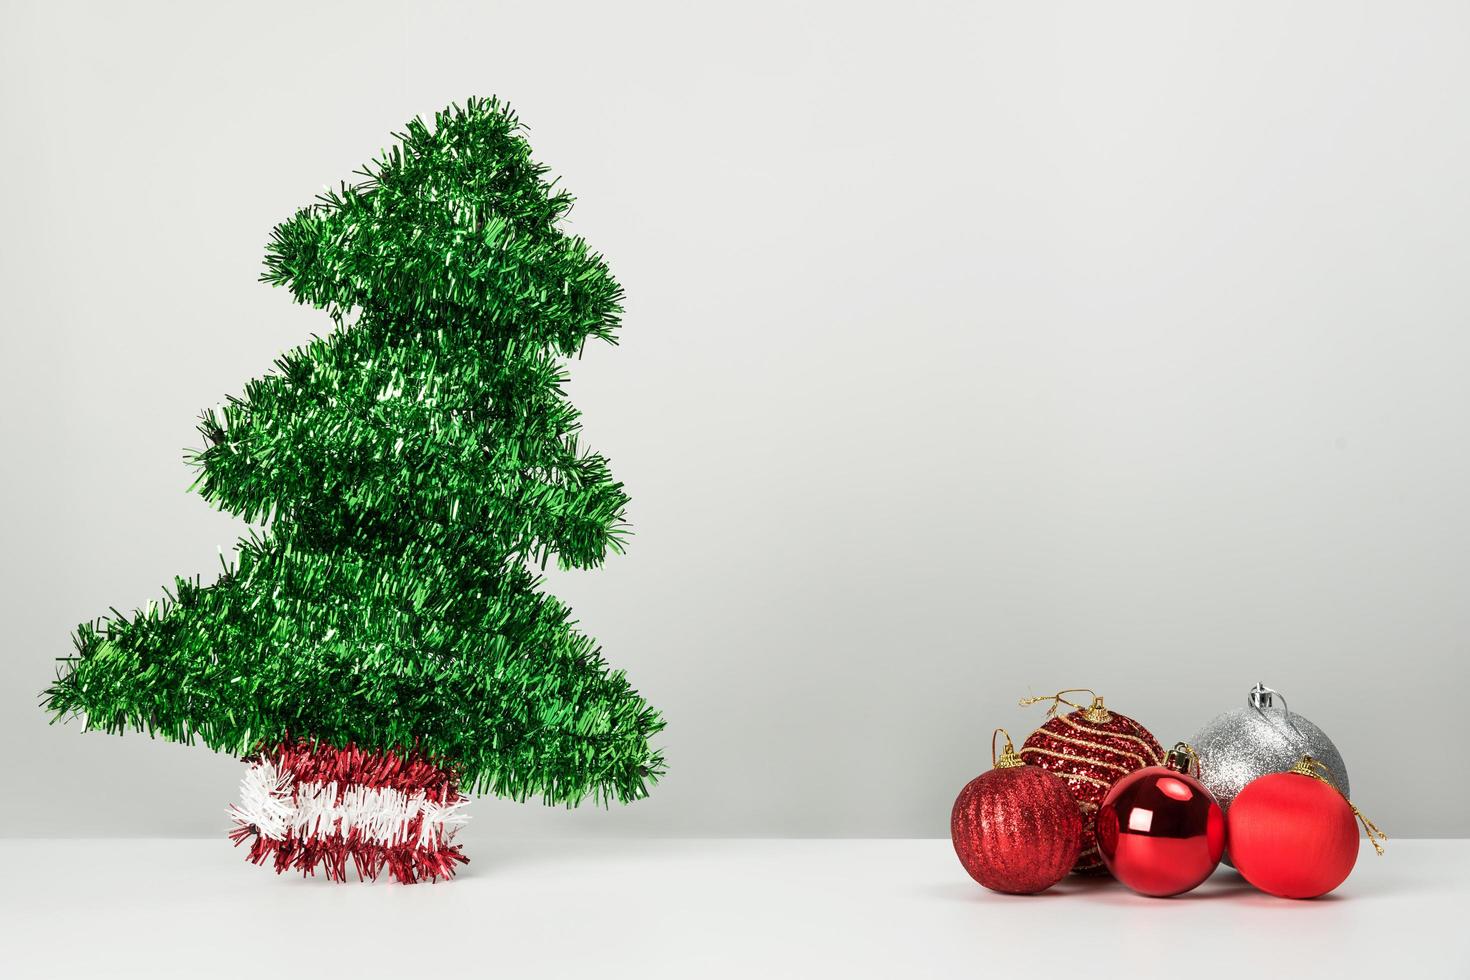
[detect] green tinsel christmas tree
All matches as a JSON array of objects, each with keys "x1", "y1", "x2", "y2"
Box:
[{"x1": 43, "y1": 98, "x2": 664, "y2": 881}]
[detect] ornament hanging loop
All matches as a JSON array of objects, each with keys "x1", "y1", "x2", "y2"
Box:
[
  {"x1": 1249, "y1": 682, "x2": 1295, "y2": 730},
  {"x1": 1290, "y1": 755, "x2": 1388, "y2": 855},
  {"x1": 991, "y1": 727, "x2": 1024, "y2": 769},
  {"x1": 1019, "y1": 688, "x2": 1112, "y2": 723}
]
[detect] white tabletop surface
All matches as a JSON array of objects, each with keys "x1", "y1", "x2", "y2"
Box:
[{"x1": 2, "y1": 838, "x2": 1465, "y2": 979}]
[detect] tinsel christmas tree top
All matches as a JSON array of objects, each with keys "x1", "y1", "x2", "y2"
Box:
[{"x1": 44, "y1": 98, "x2": 665, "y2": 806}]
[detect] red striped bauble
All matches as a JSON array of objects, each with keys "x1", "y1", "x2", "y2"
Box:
[
  {"x1": 951, "y1": 729, "x2": 1083, "y2": 894},
  {"x1": 228, "y1": 739, "x2": 471, "y2": 884},
  {"x1": 1019, "y1": 691, "x2": 1164, "y2": 874}
]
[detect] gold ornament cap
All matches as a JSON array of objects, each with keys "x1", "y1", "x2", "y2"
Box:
[
  {"x1": 991, "y1": 728, "x2": 1025, "y2": 769},
  {"x1": 1164, "y1": 741, "x2": 1201, "y2": 777}
]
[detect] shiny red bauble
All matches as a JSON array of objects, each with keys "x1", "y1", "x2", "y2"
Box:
[
  {"x1": 1019, "y1": 691, "x2": 1164, "y2": 874},
  {"x1": 1096, "y1": 745, "x2": 1224, "y2": 897},
  {"x1": 1227, "y1": 769, "x2": 1360, "y2": 899},
  {"x1": 952, "y1": 731, "x2": 1084, "y2": 894}
]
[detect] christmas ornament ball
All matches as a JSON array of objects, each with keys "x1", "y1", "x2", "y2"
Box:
[
  {"x1": 1018, "y1": 690, "x2": 1164, "y2": 874},
  {"x1": 1096, "y1": 744, "x2": 1225, "y2": 897},
  {"x1": 951, "y1": 730, "x2": 1084, "y2": 894},
  {"x1": 1228, "y1": 758, "x2": 1383, "y2": 899},
  {"x1": 1190, "y1": 683, "x2": 1348, "y2": 817}
]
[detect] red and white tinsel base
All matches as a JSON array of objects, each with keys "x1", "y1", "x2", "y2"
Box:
[{"x1": 229, "y1": 740, "x2": 470, "y2": 884}]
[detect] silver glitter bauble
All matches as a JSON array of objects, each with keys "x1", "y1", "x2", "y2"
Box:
[{"x1": 1190, "y1": 683, "x2": 1349, "y2": 867}]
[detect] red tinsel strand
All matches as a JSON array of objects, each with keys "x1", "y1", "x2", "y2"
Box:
[{"x1": 247, "y1": 737, "x2": 462, "y2": 802}]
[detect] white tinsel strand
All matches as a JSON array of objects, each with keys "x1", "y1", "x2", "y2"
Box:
[
  {"x1": 230, "y1": 761, "x2": 471, "y2": 846},
  {"x1": 228, "y1": 761, "x2": 295, "y2": 840},
  {"x1": 417, "y1": 795, "x2": 472, "y2": 847}
]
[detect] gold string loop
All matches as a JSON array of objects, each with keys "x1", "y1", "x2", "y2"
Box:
[
  {"x1": 1019, "y1": 688, "x2": 1111, "y2": 723},
  {"x1": 991, "y1": 727, "x2": 1024, "y2": 769},
  {"x1": 1290, "y1": 755, "x2": 1388, "y2": 856}
]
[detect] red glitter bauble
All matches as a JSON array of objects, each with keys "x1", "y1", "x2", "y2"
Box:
[
  {"x1": 1228, "y1": 766, "x2": 1363, "y2": 899},
  {"x1": 1096, "y1": 745, "x2": 1225, "y2": 897},
  {"x1": 951, "y1": 729, "x2": 1084, "y2": 894},
  {"x1": 1019, "y1": 691, "x2": 1163, "y2": 873}
]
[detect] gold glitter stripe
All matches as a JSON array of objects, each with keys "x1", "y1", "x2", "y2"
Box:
[
  {"x1": 1017, "y1": 748, "x2": 1114, "y2": 790},
  {"x1": 1035, "y1": 725, "x2": 1150, "y2": 770},
  {"x1": 1056, "y1": 712, "x2": 1162, "y2": 764},
  {"x1": 1024, "y1": 733, "x2": 1135, "y2": 775}
]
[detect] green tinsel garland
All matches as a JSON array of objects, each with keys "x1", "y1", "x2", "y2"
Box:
[{"x1": 43, "y1": 97, "x2": 665, "y2": 805}]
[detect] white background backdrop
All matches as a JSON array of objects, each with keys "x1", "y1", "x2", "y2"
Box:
[{"x1": 3, "y1": 0, "x2": 1468, "y2": 839}]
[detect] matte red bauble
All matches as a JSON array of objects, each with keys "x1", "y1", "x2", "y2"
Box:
[
  {"x1": 951, "y1": 729, "x2": 1084, "y2": 894},
  {"x1": 1228, "y1": 755, "x2": 1387, "y2": 899},
  {"x1": 1096, "y1": 742, "x2": 1225, "y2": 897},
  {"x1": 1019, "y1": 689, "x2": 1164, "y2": 874}
]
